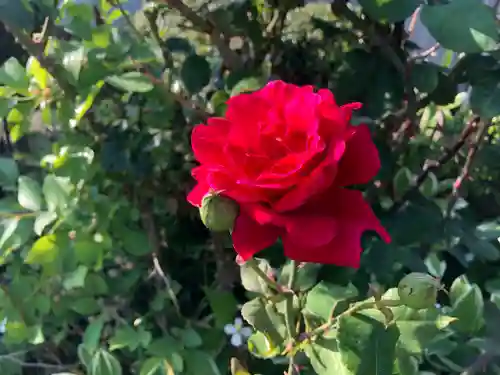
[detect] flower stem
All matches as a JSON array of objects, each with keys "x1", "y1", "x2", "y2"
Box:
[
  {"x1": 284, "y1": 261, "x2": 298, "y2": 373},
  {"x1": 246, "y1": 258, "x2": 282, "y2": 294},
  {"x1": 284, "y1": 260, "x2": 297, "y2": 339}
]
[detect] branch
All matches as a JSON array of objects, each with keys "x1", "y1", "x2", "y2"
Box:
[
  {"x1": 0, "y1": 19, "x2": 76, "y2": 97},
  {"x1": 140, "y1": 199, "x2": 182, "y2": 317},
  {"x1": 390, "y1": 115, "x2": 480, "y2": 212},
  {"x1": 452, "y1": 120, "x2": 490, "y2": 196},
  {"x1": 157, "y1": 0, "x2": 243, "y2": 70}
]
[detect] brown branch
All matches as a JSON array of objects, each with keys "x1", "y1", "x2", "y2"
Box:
[
  {"x1": 0, "y1": 19, "x2": 76, "y2": 97},
  {"x1": 410, "y1": 43, "x2": 440, "y2": 62},
  {"x1": 390, "y1": 115, "x2": 480, "y2": 212},
  {"x1": 157, "y1": 0, "x2": 243, "y2": 70},
  {"x1": 452, "y1": 122, "x2": 491, "y2": 200}
]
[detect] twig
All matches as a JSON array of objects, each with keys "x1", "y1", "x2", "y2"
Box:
[
  {"x1": 390, "y1": 115, "x2": 480, "y2": 212},
  {"x1": 140, "y1": 200, "x2": 182, "y2": 317},
  {"x1": 0, "y1": 19, "x2": 76, "y2": 97},
  {"x1": 156, "y1": 0, "x2": 243, "y2": 70},
  {"x1": 407, "y1": 7, "x2": 421, "y2": 38},
  {"x1": 452, "y1": 121, "x2": 491, "y2": 200},
  {"x1": 410, "y1": 43, "x2": 440, "y2": 62},
  {"x1": 0, "y1": 350, "x2": 75, "y2": 371}
]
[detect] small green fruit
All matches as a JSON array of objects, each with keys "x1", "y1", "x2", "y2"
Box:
[
  {"x1": 397, "y1": 272, "x2": 440, "y2": 310},
  {"x1": 199, "y1": 193, "x2": 238, "y2": 232}
]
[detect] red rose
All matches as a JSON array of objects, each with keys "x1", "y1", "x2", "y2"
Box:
[{"x1": 188, "y1": 81, "x2": 390, "y2": 267}]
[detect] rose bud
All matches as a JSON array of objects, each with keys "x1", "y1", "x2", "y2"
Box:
[
  {"x1": 199, "y1": 192, "x2": 239, "y2": 232},
  {"x1": 397, "y1": 272, "x2": 440, "y2": 310}
]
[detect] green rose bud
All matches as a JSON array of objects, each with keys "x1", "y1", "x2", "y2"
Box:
[
  {"x1": 199, "y1": 192, "x2": 239, "y2": 232},
  {"x1": 397, "y1": 272, "x2": 440, "y2": 310}
]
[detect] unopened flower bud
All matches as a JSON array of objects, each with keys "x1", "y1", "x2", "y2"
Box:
[
  {"x1": 199, "y1": 193, "x2": 238, "y2": 232},
  {"x1": 397, "y1": 272, "x2": 440, "y2": 310}
]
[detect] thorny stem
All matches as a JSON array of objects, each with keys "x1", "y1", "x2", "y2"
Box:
[
  {"x1": 390, "y1": 115, "x2": 480, "y2": 213},
  {"x1": 286, "y1": 298, "x2": 402, "y2": 353},
  {"x1": 284, "y1": 261, "x2": 297, "y2": 374}
]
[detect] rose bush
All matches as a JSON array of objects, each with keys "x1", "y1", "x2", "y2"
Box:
[{"x1": 188, "y1": 81, "x2": 390, "y2": 266}]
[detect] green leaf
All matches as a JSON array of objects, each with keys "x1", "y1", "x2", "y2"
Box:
[
  {"x1": 210, "y1": 90, "x2": 229, "y2": 116},
  {"x1": 470, "y1": 79, "x2": 500, "y2": 118},
  {"x1": 449, "y1": 276, "x2": 484, "y2": 333},
  {"x1": 147, "y1": 335, "x2": 183, "y2": 371},
  {"x1": 17, "y1": 176, "x2": 42, "y2": 211},
  {"x1": 230, "y1": 77, "x2": 264, "y2": 97},
  {"x1": 338, "y1": 311, "x2": 400, "y2": 375},
  {"x1": 247, "y1": 331, "x2": 280, "y2": 359},
  {"x1": 180, "y1": 55, "x2": 211, "y2": 94},
  {"x1": 396, "y1": 349, "x2": 419, "y2": 375},
  {"x1": 74, "y1": 238, "x2": 106, "y2": 268},
  {"x1": 34, "y1": 211, "x2": 57, "y2": 236},
  {"x1": 121, "y1": 230, "x2": 151, "y2": 256},
  {"x1": 0, "y1": 157, "x2": 19, "y2": 188},
  {"x1": 410, "y1": 62, "x2": 439, "y2": 94},
  {"x1": 184, "y1": 350, "x2": 221, "y2": 375},
  {"x1": 71, "y1": 297, "x2": 101, "y2": 315},
  {"x1": 78, "y1": 344, "x2": 94, "y2": 368},
  {"x1": 42, "y1": 175, "x2": 71, "y2": 213},
  {"x1": 393, "y1": 167, "x2": 413, "y2": 199},
  {"x1": 304, "y1": 282, "x2": 358, "y2": 321},
  {"x1": 241, "y1": 298, "x2": 286, "y2": 346},
  {"x1": 63, "y1": 265, "x2": 88, "y2": 290},
  {"x1": 109, "y1": 325, "x2": 152, "y2": 351},
  {"x1": 420, "y1": 0, "x2": 499, "y2": 53},
  {"x1": 83, "y1": 316, "x2": 105, "y2": 352},
  {"x1": 358, "y1": 0, "x2": 421, "y2": 22},
  {"x1": 240, "y1": 257, "x2": 273, "y2": 294},
  {"x1": 106, "y1": 72, "x2": 154, "y2": 93},
  {"x1": 90, "y1": 349, "x2": 122, "y2": 375},
  {"x1": 139, "y1": 358, "x2": 169, "y2": 375},
  {"x1": 203, "y1": 288, "x2": 238, "y2": 328},
  {"x1": 279, "y1": 261, "x2": 321, "y2": 291},
  {"x1": 180, "y1": 327, "x2": 203, "y2": 348},
  {"x1": 25, "y1": 234, "x2": 60, "y2": 265},
  {"x1": 304, "y1": 337, "x2": 353, "y2": 375},
  {"x1": 0, "y1": 58, "x2": 29, "y2": 92},
  {"x1": 419, "y1": 171, "x2": 439, "y2": 198},
  {"x1": 424, "y1": 252, "x2": 446, "y2": 278}
]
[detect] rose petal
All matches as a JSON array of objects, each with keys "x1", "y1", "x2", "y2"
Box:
[
  {"x1": 336, "y1": 125, "x2": 381, "y2": 186},
  {"x1": 191, "y1": 119, "x2": 230, "y2": 165},
  {"x1": 187, "y1": 182, "x2": 210, "y2": 207},
  {"x1": 282, "y1": 188, "x2": 390, "y2": 267},
  {"x1": 283, "y1": 215, "x2": 337, "y2": 248},
  {"x1": 272, "y1": 140, "x2": 345, "y2": 212},
  {"x1": 232, "y1": 212, "x2": 281, "y2": 260}
]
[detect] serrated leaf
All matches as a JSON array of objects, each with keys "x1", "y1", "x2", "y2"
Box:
[
  {"x1": 304, "y1": 337, "x2": 353, "y2": 375},
  {"x1": 304, "y1": 282, "x2": 358, "y2": 321},
  {"x1": 338, "y1": 310, "x2": 400, "y2": 375}
]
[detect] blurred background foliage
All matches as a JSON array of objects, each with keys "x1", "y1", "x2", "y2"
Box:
[{"x1": 0, "y1": 0, "x2": 498, "y2": 374}]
